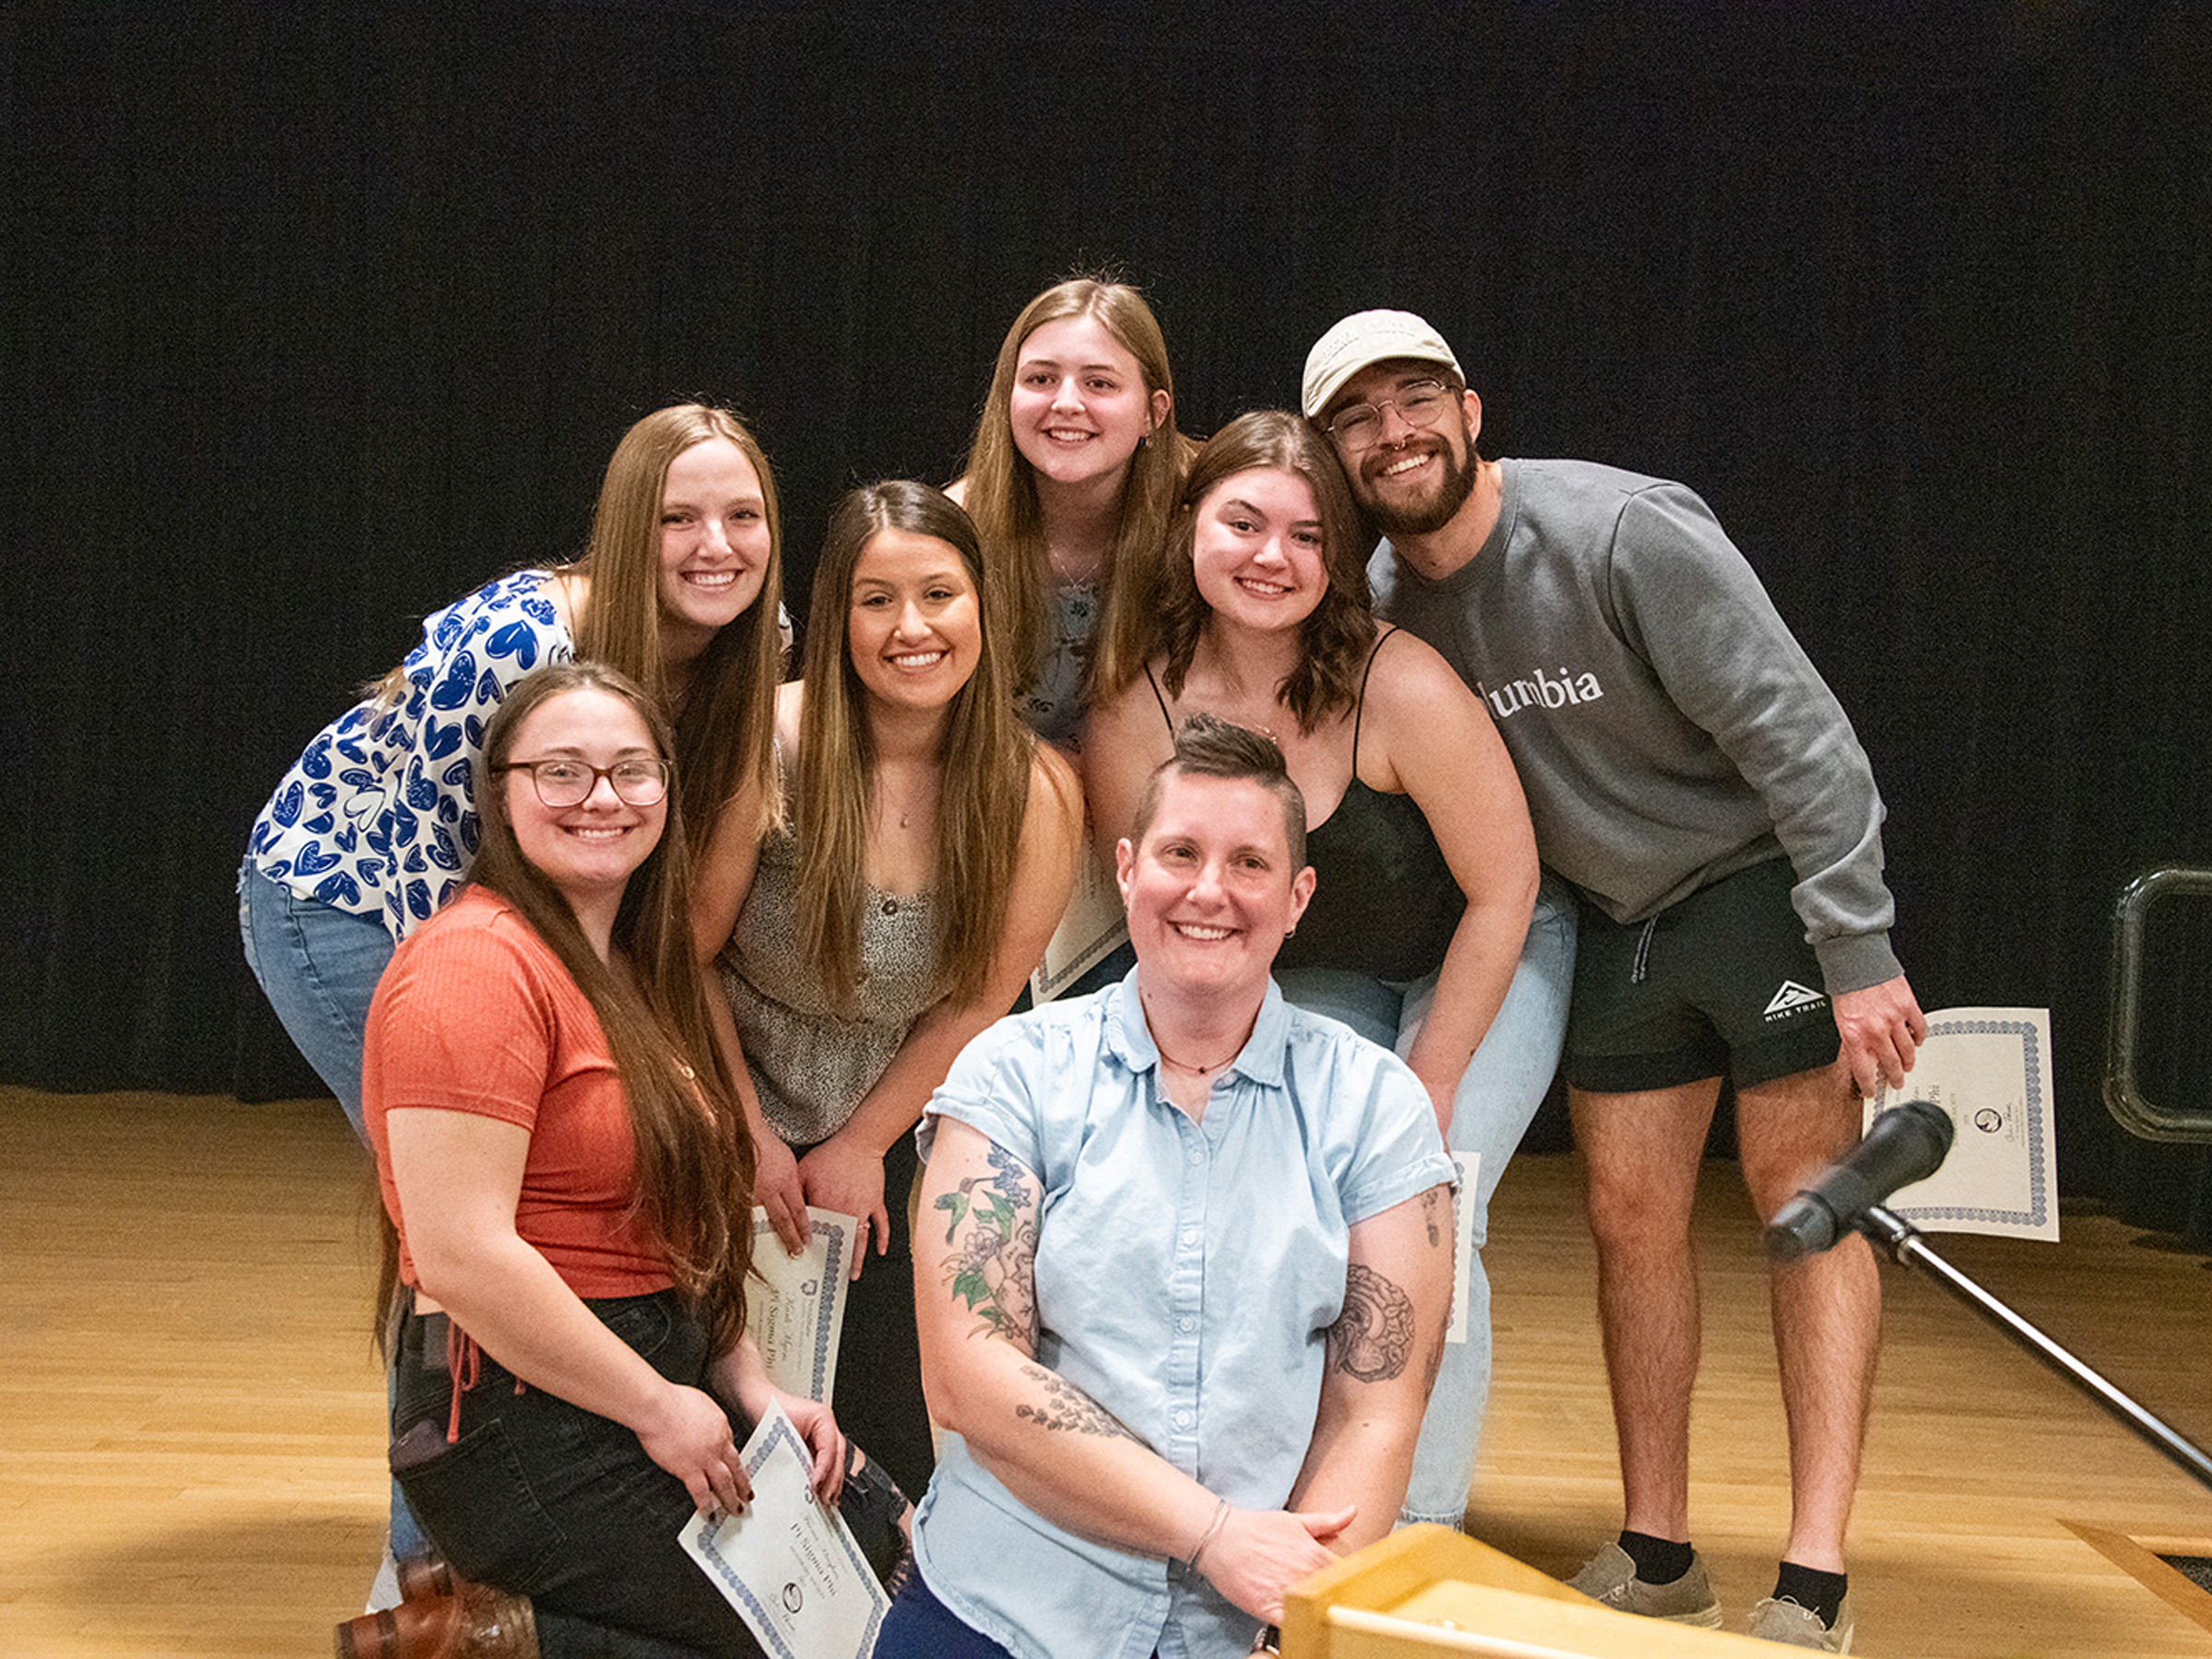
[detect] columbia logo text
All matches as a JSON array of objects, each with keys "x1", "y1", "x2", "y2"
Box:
[{"x1": 1485, "y1": 666, "x2": 1604, "y2": 719}]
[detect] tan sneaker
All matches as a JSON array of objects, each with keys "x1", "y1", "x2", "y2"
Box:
[
  {"x1": 1565, "y1": 1541, "x2": 1723, "y2": 1626},
  {"x1": 1747, "y1": 1593, "x2": 1854, "y2": 1652}
]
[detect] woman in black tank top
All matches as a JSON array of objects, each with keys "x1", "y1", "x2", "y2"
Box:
[
  {"x1": 1084, "y1": 409, "x2": 1572, "y2": 1533},
  {"x1": 1085, "y1": 410, "x2": 1538, "y2": 1131}
]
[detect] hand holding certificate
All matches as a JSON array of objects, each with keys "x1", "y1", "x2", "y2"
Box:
[
  {"x1": 680, "y1": 1403, "x2": 889, "y2": 1659},
  {"x1": 1863, "y1": 1006, "x2": 2059, "y2": 1241},
  {"x1": 748, "y1": 1206, "x2": 857, "y2": 1403}
]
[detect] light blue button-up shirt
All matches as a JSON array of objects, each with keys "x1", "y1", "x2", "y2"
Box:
[{"x1": 911, "y1": 971, "x2": 1453, "y2": 1659}]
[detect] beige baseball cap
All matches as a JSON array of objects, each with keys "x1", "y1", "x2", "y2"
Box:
[{"x1": 1301, "y1": 310, "x2": 1464, "y2": 419}]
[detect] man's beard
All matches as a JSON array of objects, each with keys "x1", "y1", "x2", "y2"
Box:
[{"x1": 1363, "y1": 435, "x2": 1477, "y2": 537}]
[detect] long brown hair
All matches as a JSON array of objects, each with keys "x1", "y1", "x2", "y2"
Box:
[
  {"x1": 959, "y1": 276, "x2": 1194, "y2": 708},
  {"x1": 574, "y1": 404, "x2": 787, "y2": 847},
  {"x1": 1143, "y1": 410, "x2": 1376, "y2": 735},
  {"x1": 794, "y1": 482, "x2": 1037, "y2": 1014},
  {"x1": 363, "y1": 406, "x2": 785, "y2": 850},
  {"x1": 465, "y1": 663, "x2": 755, "y2": 1357}
]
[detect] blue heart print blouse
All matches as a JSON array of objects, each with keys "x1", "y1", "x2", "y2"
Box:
[{"x1": 246, "y1": 571, "x2": 574, "y2": 942}]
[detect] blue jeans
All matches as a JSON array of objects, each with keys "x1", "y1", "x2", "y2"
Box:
[
  {"x1": 1275, "y1": 872, "x2": 1577, "y2": 1527},
  {"x1": 874, "y1": 1569, "x2": 1018, "y2": 1659},
  {"x1": 236, "y1": 859, "x2": 393, "y2": 1139},
  {"x1": 237, "y1": 859, "x2": 427, "y2": 1563}
]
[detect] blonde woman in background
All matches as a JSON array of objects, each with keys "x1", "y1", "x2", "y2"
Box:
[{"x1": 949, "y1": 275, "x2": 1194, "y2": 747}]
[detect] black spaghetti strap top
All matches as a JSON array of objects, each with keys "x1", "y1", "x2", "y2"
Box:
[{"x1": 1145, "y1": 631, "x2": 1465, "y2": 982}]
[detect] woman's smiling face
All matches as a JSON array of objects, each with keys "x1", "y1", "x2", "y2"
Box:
[
  {"x1": 501, "y1": 686, "x2": 667, "y2": 911},
  {"x1": 656, "y1": 436, "x2": 771, "y2": 661},
  {"x1": 845, "y1": 527, "x2": 983, "y2": 717},
  {"x1": 1189, "y1": 465, "x2": 1328, "y2": 635},
  {"x1": 1007, "y1": 312, "x2": 1165, "y2": 491}
]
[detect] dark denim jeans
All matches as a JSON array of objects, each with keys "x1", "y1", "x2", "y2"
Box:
[
  {"x1": 393, "y1": 1291, "x2": 907, "y2": 1659},
  {"x1": 873, "y1": 1570, "x2": 1018, "y2": 1659}
]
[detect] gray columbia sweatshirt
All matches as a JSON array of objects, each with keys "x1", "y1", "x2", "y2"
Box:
[{"x1": 1370, "y1": 457, "x2": 1901, "y2": 995}]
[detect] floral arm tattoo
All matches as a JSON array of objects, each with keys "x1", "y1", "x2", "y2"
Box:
[
  {"x1": 1014, "y1": 1363, "x2": 1137, "y2": 1441},
  {"x1": 934, "y1": 1140, "x2": 1041, "y2": 1351},
  {"x1": 933, "y1": 1140, "x2": 1142, "y2": 1443},
  {"x1": 1325, "y1": 1263, "x2": 1418, "y2": 1383}
]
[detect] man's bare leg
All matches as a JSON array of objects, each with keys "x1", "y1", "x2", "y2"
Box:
[
  {"x1": 1735, "y1": 1062, "x2": 1880, "y2": 1572},
  {"x1": 1571, "y1": 1079, "x2": 1724, "y2": 1542}
]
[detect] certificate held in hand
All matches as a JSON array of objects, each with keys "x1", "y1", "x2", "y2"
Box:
[
  {"x1": 680, "y1": 1403, "x2": 889, "y2": 1659},
  {"x1": 748, "y1": 1206, "x2": 857, "y2": 1402}
]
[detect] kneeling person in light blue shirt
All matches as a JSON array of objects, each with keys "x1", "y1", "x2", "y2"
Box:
[{"x1": 878, "y1": 712, "x2": 1456, "y2": 1659}]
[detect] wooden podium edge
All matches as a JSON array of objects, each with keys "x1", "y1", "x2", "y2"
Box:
[
  {"x1": 1281, "y1": 1525, "x2": 1590, "y2": 1655},
  {"x1": 2058, "y1": 1518, "x2": 2212, "y2": 1636}
]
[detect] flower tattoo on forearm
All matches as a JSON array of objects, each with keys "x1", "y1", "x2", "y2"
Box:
[{"x1": 1014, "y1": 1363, "x2": 1136, "y2": 1441}]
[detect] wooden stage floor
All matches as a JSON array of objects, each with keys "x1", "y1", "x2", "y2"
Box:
[{"x1": 3, "y1": 1086, "x2": 2209, "y2": 1656}]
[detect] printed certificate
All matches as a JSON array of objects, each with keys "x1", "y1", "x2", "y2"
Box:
[
  {"x1": 1444, "y1": 1151, "x2": 1478, "y2": 1346},
  {"x1": 1863, "y1": 1006, "x2": 2059, "y2": 1241},
  {"x1": 681, "y1": 1403, "x2": 888, "y2": 1659},
  {"x1": 1030, "y1": 840, "x2": 1126, "y2": 1002},
  {"x1": 747, "y1": 1206, "x2": 855, "y2": 1403}
]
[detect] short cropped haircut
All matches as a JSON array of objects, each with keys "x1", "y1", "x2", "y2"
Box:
[{"x1": 1127, "y1": 711, "x2": 1307, "y2": 868}]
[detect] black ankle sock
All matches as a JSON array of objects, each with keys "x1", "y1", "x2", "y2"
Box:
[
  {"x1": 1618, "y1": 1530, "x2": 1695, "y2": 1584},
  {"x1": 1772, "y1": 1561, "x2": 1848, "y2": 1628}
]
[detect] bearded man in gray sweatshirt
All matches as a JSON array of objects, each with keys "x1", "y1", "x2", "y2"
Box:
[{"x1": 1302, "y1": 311, "x2": 1925, "y2": 1654}]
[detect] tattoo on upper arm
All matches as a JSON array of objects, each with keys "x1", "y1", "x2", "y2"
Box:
[
  {"x1": 1015, "y1": 1363, "x2": 1136, "y2": 1441},
  {"x1": 935, "y1": 1141, "x2": 1041, "y2": 1349},
  {"x1": 1327, "y1": 1263, "x2": 1418, "y2": 1382},
  {"x1": 1419, "y1": 1185, "x2": 1448, "y2": 1248}
]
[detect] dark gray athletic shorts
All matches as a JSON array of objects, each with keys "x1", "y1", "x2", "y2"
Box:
[{"x1": 1566, "y1": 856, "x2": 1841, "y2": 1093}]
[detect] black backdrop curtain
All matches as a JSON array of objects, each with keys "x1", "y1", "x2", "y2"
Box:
[{"x1": 5, "y1": 3, "x2": 2209, "y2": 1238}]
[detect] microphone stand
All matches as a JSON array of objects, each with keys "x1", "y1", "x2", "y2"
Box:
[{"x1": 1854, "y1": 1204, "x2": 2212, "y2": 1492}]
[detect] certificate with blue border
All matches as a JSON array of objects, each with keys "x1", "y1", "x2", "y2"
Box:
[
  {"x1": 680, "y1": 1403, "x2": 888, "y2": 1659},
  {"x1": 748, "y1": 1207, "x2": 854, "y2": 1403},
  {"x1": 1864, "y1": 1006, "x2": 2059, "y2": 1241}
]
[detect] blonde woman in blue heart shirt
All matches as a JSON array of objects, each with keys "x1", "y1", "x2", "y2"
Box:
[{"x1": 241, "y1": 404, "x2": 787, "y2": 1140}]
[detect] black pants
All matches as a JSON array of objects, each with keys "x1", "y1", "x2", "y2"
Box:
[
  {"x1": 392, "y1": 1291, "x2": 907, "y2": 1659},
  {"x1": 802, "y1": 1127, "x2": 936, "y2": 1500}
]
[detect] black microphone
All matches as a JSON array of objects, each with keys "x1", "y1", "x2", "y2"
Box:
[{"x1": 1764, "y1": 1100, "x2": 1955, "y2": 1262}]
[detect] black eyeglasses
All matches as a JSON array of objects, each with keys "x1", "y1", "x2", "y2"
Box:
[
  {"x1": 1322, "y1": 379, "x2": 1453, "y2": 452},
  {"x1": 494, "y1": 757, "x2": 670, "y2": 808}
]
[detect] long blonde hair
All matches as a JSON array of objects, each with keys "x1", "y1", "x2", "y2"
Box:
[
  {"x1": 794, "y1": 482, "x2": 1035, "y2": 1014},
  {"x1": 368, "y1": 406, "x2": 788, "y2": 847},
  {"x1": 959, "y1": 277, "x2": 1193, "y2": 709},
  {"x1": 574, "y1": 404, "x2": 787, "y2": 847}
]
